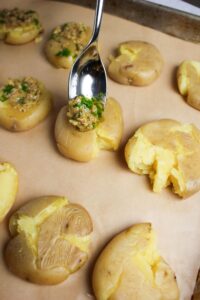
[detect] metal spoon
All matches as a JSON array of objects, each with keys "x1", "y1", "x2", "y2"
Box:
[{"x1": 68, "y1": 0, "x2": 107, "y2": 104}]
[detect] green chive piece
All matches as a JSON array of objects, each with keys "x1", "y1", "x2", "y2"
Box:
[
  {"x1": 56, "y1": 48, "x2": 71, "y2": 57},
  {"x1": 3, "y1": 84, "x2": 14, "y2": 95},
  {"x1": 21, "y1": 82, "x2": 29, "y2": 92},
  {"x1": 0, "y1": 94, "x2": 7, "y2": 102}
]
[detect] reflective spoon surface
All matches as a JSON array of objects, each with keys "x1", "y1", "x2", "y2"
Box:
[{"x1": 68, "y1": 0, "x2": 107, "y2": 104}]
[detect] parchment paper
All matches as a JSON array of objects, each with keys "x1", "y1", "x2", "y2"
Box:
[{"x1": 0, "y1": 1, "x2": 200, "y2": 299}]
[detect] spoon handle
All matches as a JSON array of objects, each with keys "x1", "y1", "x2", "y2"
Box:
[{"x1": 90, "y1": 0, "x2": 105, "y2": 43}]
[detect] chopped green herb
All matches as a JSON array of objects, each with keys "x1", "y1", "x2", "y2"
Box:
[
  {"x1": 56, "y1": 48, "x2": 71, "y2": 57},
  {"x1": 73, "y1": 103, "x2": 81, "y2": 108},
  {"x1": 0, "y1": 94, "x2": 7, "y2": 102},
  {"x1": 21, "y1": 82, "x2": 29, "y2": 92},
  {"x1": 96, "y1": 92, "x2": 105, "y2": 101},
  {"x1": 80, "y1": 96, "x2": 93, "y2": 109},
  {"x1": 3, "y1": 84, "x2": 14, "y2": 95}
]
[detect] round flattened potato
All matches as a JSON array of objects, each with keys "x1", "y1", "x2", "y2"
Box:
[
  {"x1": 0, "y1": 77, "x2": 52, "y2": 132},
  {"x1": 125, "y1": 119, "x2": 200, "y2": 198},
  {"x1": 177, "y1": 60, "x2": 200, "y2": 111},
  {"x1": 0, "y1": 8, "x2": 43, "y2": 45},
  {"x1": 55, "y1": 97, "x2": 123, "y2": 162},
  {"x1": 5, "y1": 196, "x2": 93, "y2": 285},
  {"x1": 0, "y1": 162, "x2": 18, "y2": 222},
  {"x1": 45, "y1": 22, "x2": 91, "y2": 69},
  {"x1": 92, "y1": 223, "x2": 179, "y2": 300},
  {"x1": 108, "y1": 41, "x2": 164, "y2": 86}
]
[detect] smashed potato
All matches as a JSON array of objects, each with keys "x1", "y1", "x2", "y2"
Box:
[
  {"x1": 92, "y1": 223, "x2": 179, "y2": 300},
  {"x1": 5, "y1": 196, "x2": 93, "y2": 285},
  {"x1": 45, "y1": 22, "x2": 91, "y2": 69},
  {"x1": 0, "y1": 162, "x2": 18, "y2": 222},
  {"x1": 108, "y1": 41, "x2": 164, "y2": 86},
  {"x1": 125, "y1": 119, "x2": 200, "y2": 198},
  {"x1": 0, "y1": 8, "x2": 43, "y2": 45},
  {"x1": 55, "y1": 97, "x2": 123, "y2": 162},
  {"x1": 0, "y1": 77, "x2": 52, "y2": 131},
  {"x1": 177, "y1": 60, "x2": 200, "y2": 111}
]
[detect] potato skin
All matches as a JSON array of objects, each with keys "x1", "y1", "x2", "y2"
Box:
[
  {"x1": 0, "y1": 81, "x2": 52, "y2": 132},
  {"x1": 108, "y1": 41, "x2": 164, "y2": 86},
  {"x1": 5, "y1": 196, "x2": 93, "y2": 285},
  {"x1": 125, "y1": 119, "x2": 200, "y2": 198},
  {"x1": 3, "y1": 26, "x2": 41, "y2": 45},
  {"x1": 177, "y1": 60, "x2": 200, "y2": 111},
  {"x1": 55, "y1": 97, "x2": 123, "y2": 162},
  {"x1": 0, "y1": 162, "x2": 18, "y2": 222},
  {"x1": 92, "y1": 223, "x2": 179, "y2": 300}
]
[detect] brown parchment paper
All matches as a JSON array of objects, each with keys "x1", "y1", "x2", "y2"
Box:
[{"x1": 0, "y1": 1, "x2": 200, "y2": 299}]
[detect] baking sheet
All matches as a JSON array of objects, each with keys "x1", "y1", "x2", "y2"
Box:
[{"x1": 0, "y1": 1, "x2": 200, "y2": 299}]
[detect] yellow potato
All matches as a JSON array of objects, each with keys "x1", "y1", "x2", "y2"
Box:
[
  {"x1": 45, "y1": 22, "x2": 91, "y2": 69},
  {"x1": 125, "y1": 119, "x2": 200, "y2": 198},
  {"x1": 55, "y1": 97, "x2": 123, "y2": 162},
  {"x1": 93, "y1": 223, "x2": 179, "y2": 300},
  {"x1": 108, "y1": 41, "x2": 164, "y2": 86},
  {"x1": 5, "y1": 196, "x2": 93, "y2": 285},
  {"x1": 0, "y1": 77, "x2": 52, "y2": 132},
  {"x1": 0, "y1": 8, "x2": 43, "y2": 45},
  {"x1": 0, "y1": 162, "x2": 18, "y2": 222},
  {"x1": 177, "y1": 60, "x2": 200, "y2": 111}
]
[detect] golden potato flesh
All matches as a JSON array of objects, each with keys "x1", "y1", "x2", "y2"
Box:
[
  {"x1": 45, "y1": 22, "x2": 91, "y2": 69},
  {"x1": 0, "y1": 8, "x2": 43, "y2": 45},
  {"x1": 125, "y1": 119, "x2": 200, "y2": 198},
  {"x1": 92, "y1": 223, "x2": 179, "y2": 300},
  {"x1": 0, "y1": 162, "x2": 18, "y2": 222},
  {"x1": 0, "y1": 77, "x2": 52, "y2": 132},
  {"x1": 55, "y1": 97, "x2": 123, "y2": 162},
  {"x1": 108, "y1": 41, "x2": 164, "y2": 86},
  {"x1": 5, "y1": 196, "x2": 93, "y2": 285},
  {"x1": 177, "y1": 60, "x2": 200, "y2": 111}
]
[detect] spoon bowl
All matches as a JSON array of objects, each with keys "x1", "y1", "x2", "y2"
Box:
[{"x1": 68, "y1": 0, "x2": 107, "y2": 104}]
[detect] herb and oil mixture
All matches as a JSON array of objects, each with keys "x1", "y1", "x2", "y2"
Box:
[
  {"x1": 50, "y1": 22, "x2": 91, "y2": 60},
  {"x1": 0, "y1": 8, "x2": 42, "y2": 29},
  {"x1": 0, "y1": 77, "x2": 41, "y2": 112},
  {"x1": 67, "y1": 94, "x2": 104, "y2": 132}
]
